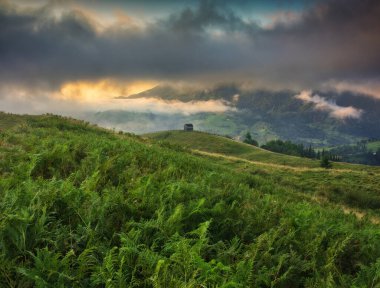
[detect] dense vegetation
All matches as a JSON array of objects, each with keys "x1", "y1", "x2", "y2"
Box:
[
  {"x1": 261, "y1": 139, "x2": 340, "y2": 161},
  {"x1": 1, "y1": 113, "x2": 380, "y2": 287},
  {"x1": 328, "y1": 139, "x2": 380, "y2": 166}
]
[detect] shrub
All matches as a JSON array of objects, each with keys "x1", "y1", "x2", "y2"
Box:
[{"x1": 320, "y1": 156, "x2": 332, "y2": 169}]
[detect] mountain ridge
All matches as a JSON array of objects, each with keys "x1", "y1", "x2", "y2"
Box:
[{"x1": 96, "y1": 84, "x2": 380, "y2": 146}]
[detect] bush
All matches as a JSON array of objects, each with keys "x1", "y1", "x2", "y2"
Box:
[{"x1": 320, "y1": 156, "x2": 332, "y2": 169}]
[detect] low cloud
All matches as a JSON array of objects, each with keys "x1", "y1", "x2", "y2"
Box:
[
  {"x1": 323, "y1": 80, "x2": 380, "y2": 99},
  {"x1": 262, "y1": 10, "x2": 302, "y2": 29},
  {"x1": 0, "y1": 83, "x2": 235, "y2": 115},
  {"x1": 111, "y1": 98, "x2": 235, "y2": 114},
  {"x1": 232, "y1": 94, "x2": 240, "y2": 103},
  {"x1": 295, "y1": 90, "x2": 363, "y2": 119}
]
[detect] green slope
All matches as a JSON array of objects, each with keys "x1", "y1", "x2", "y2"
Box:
[
  {"x1": 145, "y1": 130, "x2": 380, "y2": 212},
  {"x1": 0, "y1": 112, "x2": 27, "y2": 130},
  {"x1": 1, "y1": 114, "x2": 380, "y2": 287},
  {"x1": 145, "y1": 130, "x2": 311, "y2": 164},
  {"x1": 144, "y1": 130, "x2": 380, "y2": 171}
]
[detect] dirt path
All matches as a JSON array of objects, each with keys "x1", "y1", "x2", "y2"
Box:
[
  {"x1": 193, "y1": 149, "x2": 380, "y2": 224},
  {"x1": 310, "y1": 195, "x2": 380, "y2": 225}
]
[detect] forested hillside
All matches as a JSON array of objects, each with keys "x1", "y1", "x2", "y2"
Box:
[
  {"x1": 327, "y1": 140, "x2": 380, "y2": 165},
  {"x1": 1, "y1": 113, "x2": 380, "y2": 287}
]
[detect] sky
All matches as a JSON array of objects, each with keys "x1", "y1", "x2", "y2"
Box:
[{"x1": 0, "y1": 0, "x2": 379, "y2": 114}]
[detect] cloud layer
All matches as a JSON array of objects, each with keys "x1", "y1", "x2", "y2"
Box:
[
  {"x1": 0, "y1": 82, "x2": 235, "y2": 115},
  {"x1": 1, "y1": 0, "x2": 380, "y2": 91},
  {"x1": 323, "y1": 80, "x2": 380, "y2": 100},
  {"x1": 295, "y1": 90, "x2": 363, "y2": 119}
]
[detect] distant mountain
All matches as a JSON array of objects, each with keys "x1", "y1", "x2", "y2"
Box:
[
  {"x1": 117, "y1": 85, "x2": 182, "y2": 100},
  {"x1": 97, "y1": 84, "x2": 380, "y2": 146},
  {"x1": 124, "y1": 84, "x2": 240, "y2": 102}
]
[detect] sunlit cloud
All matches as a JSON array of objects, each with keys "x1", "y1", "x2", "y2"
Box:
[
  {"x1": 261, "y1": 10, "x2": 302, "y2": 29},
  {"x1": 0, "y1": 81, "x2": 235, "y2": 115},
  {"x1": 55, "y1": 79, "x2": 158, "y2": 102},
  {"x1": 295, "y1": 90, "x2": 363, "y2": 119}
]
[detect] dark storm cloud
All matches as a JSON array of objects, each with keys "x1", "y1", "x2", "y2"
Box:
[
  {"x1": 0, "y1": 0, "x2": 255, "y2": 87},
  {"x1": 0, "y1": 0, "x2": 379, "y2": 91},
  {"x1": 163, "y1": 0, "x2": 259, "y2": 34},
  {"x1": 0, "y1": 3, "x2": 96, "y2": 87},
  {"x1": 263, "y1": 0, "x2": 380, "y2": 81}
]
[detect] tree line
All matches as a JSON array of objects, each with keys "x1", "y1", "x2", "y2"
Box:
[
  {"x1": 329, "y1": 140, "x2": 380, "y2": 165},
  {"x1": 243, "y1": 133, "x2": 339, "y2": 161}
]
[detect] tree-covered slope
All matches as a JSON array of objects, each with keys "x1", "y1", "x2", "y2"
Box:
[{"x1": 1, "y1": 113, "x2": 380, "y2": 287}]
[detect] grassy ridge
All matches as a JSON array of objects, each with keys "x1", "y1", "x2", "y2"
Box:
[
  {"x1": 145, "y1": 130, "x2": 319, "y2": 167},
  {"x1": 144, "y1": 130, "x2": 380, "y2": 171},
  {"x1": 1, "y1": 114, "x2": 380, "y2": 287}
]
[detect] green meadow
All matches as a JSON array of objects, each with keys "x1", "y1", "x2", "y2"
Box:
[{"x1": 1, "y1": 113, "x2": 380, "y2": 287}]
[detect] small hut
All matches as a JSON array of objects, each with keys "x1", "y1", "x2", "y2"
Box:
[{"x1": 184, "y1": 123, "x2": 193, "y2": 131}]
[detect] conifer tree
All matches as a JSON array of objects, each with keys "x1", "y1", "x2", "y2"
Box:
[{"x1": 243, "y1": 132, "x2": 258, "y2": 146}]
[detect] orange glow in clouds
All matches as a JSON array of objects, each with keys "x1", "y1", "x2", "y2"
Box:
[{"x1": 56, "y1": 79, "x2": 157, "y2": 103}]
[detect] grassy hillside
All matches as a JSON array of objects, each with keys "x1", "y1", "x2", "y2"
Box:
[
  {"x1": 1, "y1": 113, "x2": 380, "y2": 287},
  {"x1": 0, "y1": 113, "x2": 27, "y2": 130},
  {"x1": 146, "y1": 130, "x2": 380, "y2": 212},
  {"x1": 145, "y1": 130, "x2": 318, "y2": 167},
  {"x1": 144, "y1": 130, "x2": 380, "y2": 171}
]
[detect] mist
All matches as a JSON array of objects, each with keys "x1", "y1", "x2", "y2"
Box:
[{"x1": 295, "y1": 90, "x2": 363, "y2": 119}]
